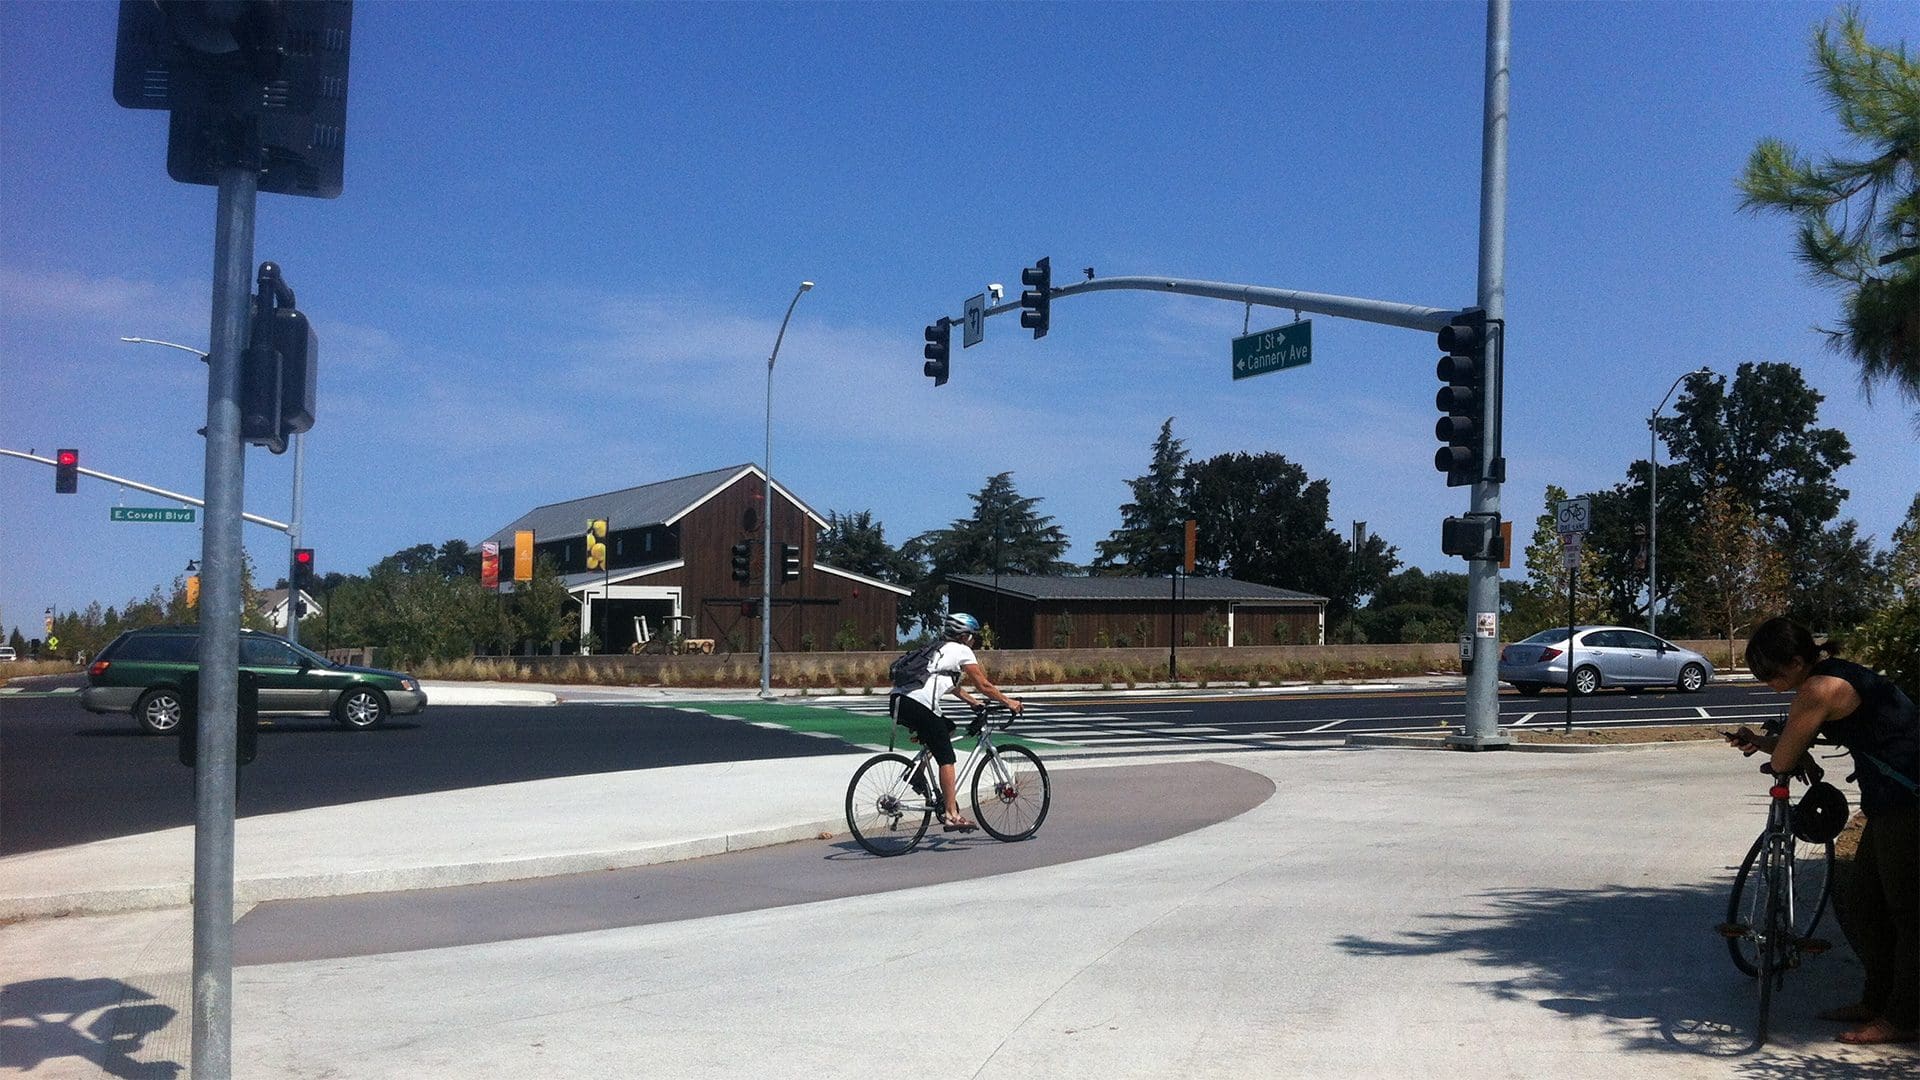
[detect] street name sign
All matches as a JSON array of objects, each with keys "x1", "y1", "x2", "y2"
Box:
[
  {"x1": 1232, "y1": 319, "x2": 1311, "y2": 380},
  {"x1": 111, "y1": 507, "x2": 196, "y2": 523}
]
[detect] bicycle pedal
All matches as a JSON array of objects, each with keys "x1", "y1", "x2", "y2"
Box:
[
  {"x1": 1798, "y1": 937, "x2": 1831, "y2": 954},
  {"x1": 1715, "y1": 922, "x2": 1748, "y2": 939}
]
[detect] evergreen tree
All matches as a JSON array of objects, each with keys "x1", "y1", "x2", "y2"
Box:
[
  {"x1": 818, "y1": 509, "x2": 925, "y2": 635},
  {"x1": 914, "y1": 473, "x2": 1073, "y2": 634},
  {"x1": 1740, "y1": 8, "x2": 1919, "y2": 423},
  {"x1": 1093, "y1": 418, "x2": 1190, "y2": 576}
]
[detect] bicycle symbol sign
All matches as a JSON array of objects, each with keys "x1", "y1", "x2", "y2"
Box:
[{"x1": 1556, "y1": 497, "x2": 1591, "y2": 536}]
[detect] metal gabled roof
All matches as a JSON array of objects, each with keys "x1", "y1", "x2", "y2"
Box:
[
  {"x1": 482, "y1": 464, "x2": 825, "y2": 546},
  {"x1": 947, "y1": 573, "x2": 1327, "y2": 604}
]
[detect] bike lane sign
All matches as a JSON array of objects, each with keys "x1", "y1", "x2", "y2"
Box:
[{"x1": 1556, "y1": 497, "x2": 1591, "y2": 536}]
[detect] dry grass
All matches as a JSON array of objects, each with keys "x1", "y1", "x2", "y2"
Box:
[
  {"x1": 413, "y1": 650, "x2": 1448, "y2": 690},
  {"x1": 1509, "y1": 725, "x2": 1725, "y2": 745}
]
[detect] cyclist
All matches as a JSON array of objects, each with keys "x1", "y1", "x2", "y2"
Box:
[
  {"x1": 1728, "y1": 616, "x2": 1917, "y2": 1045},
  {"x1": 889, "y1": 612, "x2": 1023, "y2": 831}
]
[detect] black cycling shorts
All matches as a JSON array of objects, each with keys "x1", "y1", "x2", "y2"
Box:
[{"x1": 890, "y1": 694, "x2": 957, "y2": 765}]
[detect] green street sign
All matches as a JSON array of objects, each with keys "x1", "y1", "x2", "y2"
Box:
[
  {"x1": 1232, "y1": 319, "x2": 1312, "y2": 380},
  {"x1": 111, "y1": 507, "x2": 196, "y2": 523}
]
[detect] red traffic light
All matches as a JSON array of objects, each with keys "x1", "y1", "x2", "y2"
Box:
[
  {"x1": 54, "y1": 448, "x2": 79, "y2": 494},
  {"x1": 294, "y1": 550, "x2": 313, "y2": 566}
]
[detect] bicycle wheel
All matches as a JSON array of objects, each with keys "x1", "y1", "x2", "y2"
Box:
[
  {"x1": 970, "y1": 744, "x2": 1050, "y2": 842},
  {"x1": 1726, "y1": 833, "x2": 1835, "y2": 976},
  {"x1": 846, "y1": 753, "x2": 932, "y2": 856},
  {"x1": 1757, "y1": 864, "x2": 1790, "y2": 1044}
]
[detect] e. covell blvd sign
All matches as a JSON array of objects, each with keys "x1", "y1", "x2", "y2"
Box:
[
  {"x1": 1232, "y1": 319, "x2": 1312, "y2": 380},
  {"x1": 111, "y1": 506, "x2": 197, "y2": 523}
]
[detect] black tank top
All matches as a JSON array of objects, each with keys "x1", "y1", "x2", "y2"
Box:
[{"x1": 1812, "y1": 658, "x2": 1919, "y2": 815}]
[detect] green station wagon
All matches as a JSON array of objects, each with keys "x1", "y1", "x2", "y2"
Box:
[{"x1": 83, "y1": 626, "x2": 427, "y2": 734}]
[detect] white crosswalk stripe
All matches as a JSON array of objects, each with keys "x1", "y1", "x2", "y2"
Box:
[{"x1": 794, "y1": 697, "x2": 1324, "y2": 755}]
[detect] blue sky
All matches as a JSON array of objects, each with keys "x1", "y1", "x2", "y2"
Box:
[{"x1": 3, "y1": 0, "x2": 1915, "y2": 638}]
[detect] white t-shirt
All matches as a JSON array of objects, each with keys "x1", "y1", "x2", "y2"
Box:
[{"x1": 893, "y1": 640, "x2": 978, "y2": 711}]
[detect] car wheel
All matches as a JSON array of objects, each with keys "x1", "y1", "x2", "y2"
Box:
[
  {"x1": 1678, "y1": 663, "x2": 1707, "y2": 693},
  {"x1": 1513, "y1": 683, "x2": 1544, "y2": 697},
  {"x1": 135, "y1": 688, "x2": 185, "y2": 735},
  {"x1": 335, "y1": 686, "x2": 389, "y2": 729},
  {"x1": 1570, "y1": 666, "x2": 1601, "y2": 696}
]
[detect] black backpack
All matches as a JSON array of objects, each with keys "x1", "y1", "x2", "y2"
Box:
[{"x1": 889, "y1": 640, "x2": 945, "y2": 690}]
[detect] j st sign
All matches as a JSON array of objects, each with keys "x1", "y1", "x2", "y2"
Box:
[
  {"x1": 1232, "y1": 319, "x2": 1311, "y2": 380},
  {"x1": 111, "y1": 507, "x2": 196, "y2": 523}
]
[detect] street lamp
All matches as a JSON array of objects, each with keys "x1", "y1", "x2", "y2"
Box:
[
  {"x1": 122, "y1": 335, "x2": 309, "y2": 644},
  {"x1": 761, "y1": 281, "x2": 814, "y2": 699},
  {"x1": 1648, "y1": 366, "x2": 1712, "y2": 636}
]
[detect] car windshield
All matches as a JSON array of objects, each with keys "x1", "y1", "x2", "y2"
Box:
[
  {"x1": 283, "y1": 639, "x2": 333, "y2": 668},
  {"x1": 1516, "y1": 629, "x2": 1567, "y2": 645}
]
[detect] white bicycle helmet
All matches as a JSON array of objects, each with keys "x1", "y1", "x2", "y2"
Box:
[{"x1": 945, "y1": 612, "x2": 983, "y2": 639}]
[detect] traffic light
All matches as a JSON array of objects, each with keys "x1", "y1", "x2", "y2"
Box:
[
  {"x1": 1020, "y1": 257, "x2": 1051, "y2": 339},
  {"x1": 1441, "y1": 515, "x2": 1501, "y2": 560},
  {"x1": 1434, "y1": 309, "x2": 1487, "y2": 487},
  {"x1": 54, "y1": 449, "x2": 79, "y2": 494},
  {"x1": 731, "y1": 541, "x2": 752, "y2": 583},
  {"x1": 241, "y1": 276, "x2": 318, "y2": 455},
  {"x1": 113, "y1": 0, "x2": 354, "y2": 199},
  {"x1": 292, "y1": 548, "x2": 314, "y2": 590},
  {"x1": 584, "y1": 520, "x2": 607, "y2": 571},
  {"x1": 923, "y1": 318, "x2": 951, "y2": 386},
  {"x1": 781, "y1": 543, "x2": 801, "y2": 581}
]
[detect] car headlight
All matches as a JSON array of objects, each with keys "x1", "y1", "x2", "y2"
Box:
[{"x1": 399, "y1": 678, "x2": 418, "y2": 691}]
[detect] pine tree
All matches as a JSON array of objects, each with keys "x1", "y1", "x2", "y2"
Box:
[
  {"x1": 1740, "y1": 8, "x2": 1919, "y2": 423},
  {"x1": 1093, "y1": 418, "x2": 1190, "y2": 576}
]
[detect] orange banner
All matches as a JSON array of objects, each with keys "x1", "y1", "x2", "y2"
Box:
[{"x1": 514, "y1": 530, "x2": 534, "y2": 581}]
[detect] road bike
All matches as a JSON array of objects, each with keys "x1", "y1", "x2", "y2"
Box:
[
  {"x1": 1719, "y1": 752, "x2": 1836, "y2": 1044},
  {"x1": 845, "y1": 703, "x2": 1050, "y2": 856}
]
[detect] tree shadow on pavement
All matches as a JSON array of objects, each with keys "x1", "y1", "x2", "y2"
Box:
[
  {"x1": 1333, "y1": 881, "x2": 1914, "y2": 1077},
  {"x1": 0, "y1": 976, "x2": 181, "y2": 1079}
]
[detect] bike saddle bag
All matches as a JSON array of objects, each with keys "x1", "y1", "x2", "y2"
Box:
[{"x1": 1792, "y1": 781, "x2": 1850, "y2": 844}]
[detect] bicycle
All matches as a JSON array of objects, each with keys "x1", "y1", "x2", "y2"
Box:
[
  {"x1": 1719, "y1": 753, "x2": 1837, "y2": 1044},
  {"x1": 844, "y1": 703, "x2": 1051, "y2": 856}
]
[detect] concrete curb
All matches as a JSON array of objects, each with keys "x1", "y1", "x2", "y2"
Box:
[
  {"x1": 1344, "y1": 733, "x2": 1713, "y2": 753},
  {"x1": 0, "y1": 816, "x2": 846, "y2": 922}
]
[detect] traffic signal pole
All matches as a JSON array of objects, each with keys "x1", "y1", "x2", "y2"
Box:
[
  {"x1": 1451, "y1": 0, "x2": 1511, "y2": 749},
  {"x1": 190, "y1": 162, "x2": 258, "y2": 1079},
  {"x1": 946, "y1": 0, "x2": 1515, "y2": 749}
]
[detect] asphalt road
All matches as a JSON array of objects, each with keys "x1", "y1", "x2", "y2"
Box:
[
  {"x1": 0, "y1": 692, "x2": 853, "y2": 857},
  {"x1": 1, "y1": 678, "x2": 1787, "y2": 856}
]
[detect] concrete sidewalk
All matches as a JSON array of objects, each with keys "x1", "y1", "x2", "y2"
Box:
[{"x1": 4, "y1": 736, "x2": 1910, "y2": 1078}]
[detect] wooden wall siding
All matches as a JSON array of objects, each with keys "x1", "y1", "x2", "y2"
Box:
[
  {"x1": 500, "y1": 473, "x2": 898, "y2": 652},
  {"x1": 948, "y1": 581, "x2": 1319, "y2": 650}
]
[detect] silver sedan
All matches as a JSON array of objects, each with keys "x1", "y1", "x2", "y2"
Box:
[{"x1": 1498, "y1": 625, "x2": 1714, "y2": 697}]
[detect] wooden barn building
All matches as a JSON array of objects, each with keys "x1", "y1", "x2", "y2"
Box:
[
  {"x1": 946, "y1": 574, "x2": 1327, "y2": 650},
  {"x1": 484, "y1": 464, "x2": 907, "y2": 654}
]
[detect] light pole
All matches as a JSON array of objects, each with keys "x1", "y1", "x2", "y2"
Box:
[
  {"x1": 761, "y1": 281, "x2": 814, "y2": 699},
  {"x1": 123, "y1": 335, "x2": 308, "y2": 644},
  {"x1": 1648, "y1": 366, "x2": 1712, "y2": 636}
]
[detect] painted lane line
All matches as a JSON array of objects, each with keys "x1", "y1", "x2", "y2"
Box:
[{"x1": 1512, "y1": 713, "x2": 1536, "y2": 727}]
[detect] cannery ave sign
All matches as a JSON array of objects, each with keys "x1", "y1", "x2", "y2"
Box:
[{"x1": 1232, "y1": 319, "x2": 1311, "y2": 380}]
